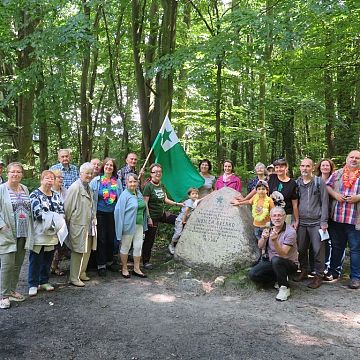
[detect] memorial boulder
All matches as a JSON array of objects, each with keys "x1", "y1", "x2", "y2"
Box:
[{"x1": 174, "y1": 187, "x2": 258, "y2": 270}]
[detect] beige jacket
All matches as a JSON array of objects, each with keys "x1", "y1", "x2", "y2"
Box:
[
  {"x1": 64, "y1": 179, "x2": 97, "y2": 253},
  {"x1": 0, "y1": 183, "x2": 34, "y2": 254}
]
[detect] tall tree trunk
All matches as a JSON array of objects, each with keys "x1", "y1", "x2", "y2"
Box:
[
  {"x1": 215, "y1": 57, "x2": 223, "y2": 170},
  {"x1": 36, "y1": 74, "x2": 48, "y2": 171},
  {"x1": 80, "y1": 1, "x2": 91, "y2": 162},
  {"x1": 16, "y1": 10, "x2": 38, "y2": 169},
  {"x1": 132, "y1": 0, "x2": 151, "y2": 154},
  {"x1": 176, "y1": 2, "x2": 191, "y2": 139},
  {"x1": 258, "y1": 0, "x2": 273, "y2": 164},
  {"x1": 336, "y1": 68, "x2": 354, "y2": 156},
  {"x1": 80, "y1": 1, "x2": 101, "y2": 163},
  {"x1": 151, "y1": 0, "x2": 177, "y2": 143},
  {"x1": 324, "y1": 68, "x2": 335, "y2": 157}
]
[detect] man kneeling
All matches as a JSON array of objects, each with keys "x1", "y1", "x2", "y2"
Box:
[{"x1": 249, "y1": 207, "x2": 299, "y2": 301}]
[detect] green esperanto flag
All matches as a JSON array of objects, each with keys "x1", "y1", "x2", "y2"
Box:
[{"x1": 151, "y1": 115, "x2": 205, "y2": 202}]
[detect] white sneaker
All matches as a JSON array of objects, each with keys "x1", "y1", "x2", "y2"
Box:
[
  {"x1": 39, "y1": 283, "x2": 54, "y2": 292},
  {"x1": 0, "y1": 298, "x2": 11, "y2": 309},
  {"x1": 274, "y1": 282, "x2": 279, "y2": 290},
  {"x1": 168, "y1": 243, "x2": 175, "y2": 255},
  {"x1": 29, "y1": 287, "x2": 38, "y2": 297},
  {"x1": 276, "y1": 286, "x2": 290, "y2": 301}
]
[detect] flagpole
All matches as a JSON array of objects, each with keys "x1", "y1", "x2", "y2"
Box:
[
  {"x1": 140, "y1": 112, "x2": 169, "y2": 173},
  {"x1": 140, "y1": 147, "x2": 154, "y2": 173}
]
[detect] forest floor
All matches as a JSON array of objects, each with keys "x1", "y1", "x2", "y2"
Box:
[{"x1": 1, "y1": 240, "x2": 360, "y2": 360}]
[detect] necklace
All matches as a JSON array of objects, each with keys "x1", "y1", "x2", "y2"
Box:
[
  {"x1": 100, "y1": 175, "x2": 117, "y2": 204},
  {"x1": 343, "y1": 166, "x2": 360, "y2": 189},
  {"x1": 252, "y1": 194, "x2": 270, "y2": 222}
]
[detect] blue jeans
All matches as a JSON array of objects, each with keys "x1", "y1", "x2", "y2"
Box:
[
  {"x1": 328, "y1": 221, "x2": 360, "y2": 280},
  {"x1": 28, "y1": 248, "x2": 54, "y2": 287}
]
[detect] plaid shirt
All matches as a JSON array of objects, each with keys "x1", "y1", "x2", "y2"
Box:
[
  {"x1": 117, "y1": 164, "x2": 137, "y2": 191},
  {"x1": 326, "y1": 170, "x2": 360, "y2": 225},
  {"x1": 50, "y1": 163, "x2": 79, "y2": 189}
]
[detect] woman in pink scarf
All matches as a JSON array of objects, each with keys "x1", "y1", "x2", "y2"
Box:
[{"x1": 215, "y1": 160, "x2": 242, "y2": 192}]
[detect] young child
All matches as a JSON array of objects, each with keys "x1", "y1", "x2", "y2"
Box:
[
  {"x1": 233, "y1": 180, "x2": 274, "y2": 258},
  {"x1": 168, "y1": 188, "x2": 199, "y2": 255}
]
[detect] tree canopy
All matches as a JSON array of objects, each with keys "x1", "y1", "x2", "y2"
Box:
[{"x1": 0, "y1": 0, "x2": 359, "y2": 175}]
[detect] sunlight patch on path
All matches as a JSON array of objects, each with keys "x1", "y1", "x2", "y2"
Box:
[{"x1": 146, "y1": 293, "x2": 177, "y2": 303}]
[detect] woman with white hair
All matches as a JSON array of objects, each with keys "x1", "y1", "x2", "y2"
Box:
[
  {"x1": 115, "y1": 173, "x2": 147, "y2": 278},
  {"x1": 64, "y1": 162, "x2": 96, "y2": 287},
  {"x1": 247, "y1": 162, "x2": 268, "y2": 194}
]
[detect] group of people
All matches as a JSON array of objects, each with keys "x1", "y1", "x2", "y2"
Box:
[
  {"x1": 1, "y1": 147, "x2": 359, "y2": 308},
  {"x1": 232, "y1": 151, "x2": 360, "y2": 301}
]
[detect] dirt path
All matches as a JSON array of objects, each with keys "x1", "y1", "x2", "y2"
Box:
[{"x1": 1, "y1": 247, "x2": 360, "y2": 360}]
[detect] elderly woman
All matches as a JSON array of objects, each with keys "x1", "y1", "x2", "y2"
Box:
[
  {"x1": 115, "y1": 173, "x2": 147, "y2": 278},
  {"x1": 28, "y1": 170, "x2": 65, "y2": 297},
  {"x1": 215, "y1": 160, "x2": 242, "y2": 192},
  {"x1": 142, "y1": 163, "x2": 180, "y2": 270},
  {"x1": 198, "y1": 159, "x2": 216, "y2": 199},
  {"x1": 90, "y1": 157, "x2": 122, "y2": 277},
  {"x1": 247, "y1": 162, "x2": 268, "y2": 194},
  {"x1": 0, "y1": 162, "x2": 32, "y2": 309},
  {"x1": 65, "y1": 163, "x2": 96, "y2": 286},
  {"x1": 50, "y1": 169, "x2": 68, "y2": 276}
]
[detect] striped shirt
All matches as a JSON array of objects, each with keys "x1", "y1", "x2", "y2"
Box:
[
  {"x1": 50, "y1": 163, "x2": 79, "y2": 189},
  {"x1": 117, "y1": 165, "x2": 138, "y2": 191},
  {"x1": 326, "y1": 170, "x2": 360, "y2": 225}
]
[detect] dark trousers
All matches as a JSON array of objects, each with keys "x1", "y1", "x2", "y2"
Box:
[
  {"x1": 249, "y1": 256, "x2": 298, "y2": 287},
  {"x1": 28, "y1": 248, "x2": 55, "y2": 287},
  {"x1": 96, "y1": 211, "x2": 115, "y2": 268},
  {"x1": 142, "y1": 211, "x2": 176, "y2": 265},
  {"x1": 297, "y1": 224, "x2": 325, "y2": 275}
]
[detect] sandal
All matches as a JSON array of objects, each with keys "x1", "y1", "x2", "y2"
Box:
[
  {"x1": 52, "y1": 268, "x2": 65, "y2": 276},
  {"x1": 8, "y1": 291, "x2": 25, "y2": 302}
]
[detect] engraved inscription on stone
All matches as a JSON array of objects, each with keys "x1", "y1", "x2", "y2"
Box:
[{"x1": 175, "y1": 187, "x2": 258, "y2": 270}]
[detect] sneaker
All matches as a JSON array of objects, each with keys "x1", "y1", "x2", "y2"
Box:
[
  {"x1": 8, "y1": 291, "x2": 25, "y2": 302},
  {"x1": 143, "y1": 263, "x2": 153, "y2": 270},
  {"x1": 274, "y1": 282, "x2": 279, "y2": 290},
  {"x1": 276, "y1": 286, "x2": 290, "y2": 301},
  {"x1": 348, "y1": 279, "x2": 360, "y2": 289},
  {"x1": 168, "y1": 243, "x2": 175, "y2": 255},
  {"x1": 39, "y1": 283, "x2": 54, "y2": 292},
  {"x1": 323, "y1": 274, "x2": 338, "y2": 282},
  {"x1": 29, "y1": 287, "x2": 38, "y2": 297},
  {"x1": 0, "y1": 298, "x2": 10, "y2": 309}
]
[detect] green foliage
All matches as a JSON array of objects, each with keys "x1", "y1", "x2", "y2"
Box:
[{"x1": 0, "y1": 0, "x2": 359, "y2": 169}]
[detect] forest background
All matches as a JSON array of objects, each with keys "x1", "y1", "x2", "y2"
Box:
[{"x1": 0, "y1": 0, "x2": 359, "y2": 184}]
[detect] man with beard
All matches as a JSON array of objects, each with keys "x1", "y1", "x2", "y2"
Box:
[{"x1": 294, "y1": 158, "x2": 328, "y2": 289}]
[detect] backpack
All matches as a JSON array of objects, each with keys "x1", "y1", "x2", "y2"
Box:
[{"x1": 296, "y1": 175, "x2": 321, "y2": 199}]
